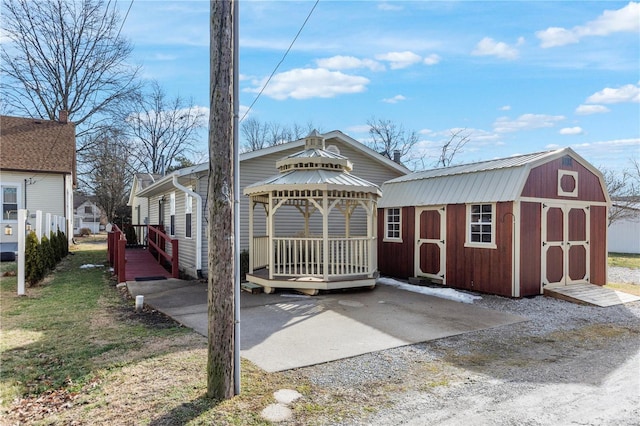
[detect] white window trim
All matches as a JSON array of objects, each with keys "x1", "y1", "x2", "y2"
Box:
[
  {"x1": 1, "y1": 183, "x2": 21, "y2": 223},
  {"x1": 558, "y1": 170, "x2": 579, "y2": 197},
  {"x1": 464, "y1": 203, "x2": 497, "y2": 249},
  {"x1": 383, "y1": 207, "x2": 403, "y2": 243}
]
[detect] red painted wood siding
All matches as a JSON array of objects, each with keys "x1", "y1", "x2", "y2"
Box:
[
  {"x1": 520, "y1": 201, "x2": 542, "y2": 296},
  {"x1": 521, "y1": 156, "x2": 607, "y2": 202},
  {"x1": 590, "y1": 205, "x2": 607, "y2": 285},
  {"x1": 445, "y1": 202, "x2": 514, "y2": 297},
  {"x1": 377, "y1": 206, "x2": 415, "y2": 278}
]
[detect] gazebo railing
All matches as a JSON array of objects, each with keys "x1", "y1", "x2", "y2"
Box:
[{"x1": 269, "y1": 236, "x2": 371, "y2": 278}]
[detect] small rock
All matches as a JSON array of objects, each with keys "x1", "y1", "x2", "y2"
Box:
[
  {"x1": 274, "y1": 388, "x2": 302, "y2": 405},
  {"x1": 261, "y1": 403, "x2": 292, "y2": 422}
]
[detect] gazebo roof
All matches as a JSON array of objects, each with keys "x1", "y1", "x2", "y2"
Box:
[{"x1": 244, "y1": 130, "x2": 381, "y2": 197}]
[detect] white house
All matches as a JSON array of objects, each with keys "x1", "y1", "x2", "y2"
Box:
[
  {"x1": 129, "y1": 130, "x2": 410, "y2": 279},
  {"x1": 0, "y1": 113, "x2": 76, "y2": 252}
]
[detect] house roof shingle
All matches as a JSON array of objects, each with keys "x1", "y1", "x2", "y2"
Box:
[{"x1": 0, "y1": 115, "x2": 76, "y2": 179}]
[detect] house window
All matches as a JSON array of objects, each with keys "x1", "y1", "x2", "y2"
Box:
[
  {"x1": 466, "y1": 203, "x2": 495, "y2": 248},
  {"x1": 170, "y1": 192, "x2": 176, "y2": 236},
  {"x1": 384, "y1": 207, "x2": 402, "y2": 241},
  {"x1": 84, "y1": 205, "x2": 93, "y2": 214},
  {"x1": 2, "y1": 186, "x2": 18, "y2": 221},
  {"x1": 185, "y1": 193, "x2": 192, "y2": 238}
]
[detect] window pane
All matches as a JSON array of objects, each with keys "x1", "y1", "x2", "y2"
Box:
[
  {"x1": 481, "y1": 234, "x2": 492, "y2": 243},
  {"x1": 471, "y1": 205, "x2": 480, "y2": 214},
  {"x1": 185, "y1": 213, "x2": 192, "y2": 238},
  {"x1": 482, "y1": 214, "x2": 491, "y2": 222},
  {"x1": 482, "y1": 204, "x2": 492, "y2": 213},
  {"x1": 3, "y1": 187, "x2": 17, "y2": 203},
  {"x1": 3, "y1": 204, "x2": 17, "y2": 220}
]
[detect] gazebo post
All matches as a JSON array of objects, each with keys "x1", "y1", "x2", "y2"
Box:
[
  {"x1": 248, "y1": 198, "x2": 254, "y2": 274},
  {"x1": 268, "y1": 192, "x2": 274, "y2": 280},
  {"x1": 322, "y1": 191, "x2": 329, "y2": 281}
]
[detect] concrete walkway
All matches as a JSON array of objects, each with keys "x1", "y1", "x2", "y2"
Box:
[{"x1": 127, "y1": 279, "x2": 526, "y2": 372}]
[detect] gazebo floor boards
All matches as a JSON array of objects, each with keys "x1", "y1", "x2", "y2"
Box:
[{"x1": 544, "y1": 283, "x2": 640, "y2": 307}]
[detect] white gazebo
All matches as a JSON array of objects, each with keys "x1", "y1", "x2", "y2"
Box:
[{"x1": 244, "y1": 131, "x2": 381, "y2": 295}]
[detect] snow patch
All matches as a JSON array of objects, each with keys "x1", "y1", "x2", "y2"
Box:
[
  {"x1": 377, "y1": 277, "x2": 482, "y2": 304},
  {"x1": 79, "y1": 264, "x2": 104, "y2": 269}
]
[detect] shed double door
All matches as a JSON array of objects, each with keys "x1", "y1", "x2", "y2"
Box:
[
  {"x1": 414, "y1": 206, "x2": 446, "y2": 283},
  {"x1": 541, "y1": 202, "x2": 590, "y2": 287}
]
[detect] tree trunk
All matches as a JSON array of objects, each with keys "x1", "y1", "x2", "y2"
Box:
[{"x1": 207, "y1": 0, "x2": 235, "y2": 400}]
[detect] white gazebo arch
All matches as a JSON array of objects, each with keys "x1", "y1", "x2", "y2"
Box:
[{"x1": 244, "y1": 131, "x2": 381, "y2": 295}]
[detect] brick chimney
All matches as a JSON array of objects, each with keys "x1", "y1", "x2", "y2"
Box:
[
  {"x1": 58, "y1": 110, "x2": 68, "y2": 123},
  {"x1": 393, "y1": 149, "x2": 401, "y2": 163}
]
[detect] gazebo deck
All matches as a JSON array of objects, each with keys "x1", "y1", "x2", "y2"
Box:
[{"x1": 246, "y1": 267, "x2": 376, "y2": 294}]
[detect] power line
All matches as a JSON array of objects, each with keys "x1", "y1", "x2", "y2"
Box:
[
  {"x1": 239, "y1": 0, "x2": 320, "y2": 122},
  {"x1": 116, "y1": 0, "x2": 135, "y2": 40}
]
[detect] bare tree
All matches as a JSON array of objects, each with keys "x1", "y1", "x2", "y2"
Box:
[
  {"x1": 208, "y1": 0, "x2": 235, "y2": 400},
  {"x1": 124, "y1": 81, "x2": 205, "y2": 175},
  {"x1": 240, "y1": 118, "x2": 320, "y2": 151},
  {"x1": 0, "y1": 0, "x2": 140, "y2": 149},
  {"x1": 241, "y1": 117, "x2": 268, "y2": 151},
  {"x1": 602, "y1": 159, "x2": 640, "y2": 225},
  {"x1": 82, "y1": 128, "x2": 133, "y2": 223},
  {"x1": 367, "y1": 117, "x2": 419, "y2": 162},
  {"x1": 436, "y1": 128, "x2": 471, "y2": 168}
]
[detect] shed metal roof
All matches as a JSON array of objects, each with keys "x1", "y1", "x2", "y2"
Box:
[{"x1": 379, "y1": 148, "x2": 595, "y2": 208}]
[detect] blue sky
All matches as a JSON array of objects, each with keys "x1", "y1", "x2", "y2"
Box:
[{"x1": 119, "y1": 1, "x2": 639, "y2": 172}]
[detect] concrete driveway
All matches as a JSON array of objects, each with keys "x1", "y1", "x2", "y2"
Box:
[{"x1": 127, "y1": 279, "x2": 526, "y2": 372}]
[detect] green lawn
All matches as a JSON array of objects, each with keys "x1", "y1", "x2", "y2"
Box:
[{"x1": 608, "y1": 252, "x2": 640, "y2": 269}]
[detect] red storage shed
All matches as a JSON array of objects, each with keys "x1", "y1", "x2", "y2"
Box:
[{"x1": 377, "y1": 148, "x2": 611, "y2": 297}]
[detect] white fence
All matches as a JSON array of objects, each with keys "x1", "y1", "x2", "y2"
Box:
[{"x1": 15, "y1": 209, "x2": 67, "y2": 295}]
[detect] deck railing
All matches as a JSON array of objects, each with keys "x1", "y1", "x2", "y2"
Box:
[
  {"x1": 252, "y1": 236, "x2": 269, "y2": 270},
  {"x1": 148, "y1": 225, "x2": 179, "y2": 278},
  {"x1": 270, "y1": 236, "x2": 371, "y2": 278},
  {"x1": 107, "y1": 224, "x2": 127, "y2": 283}
]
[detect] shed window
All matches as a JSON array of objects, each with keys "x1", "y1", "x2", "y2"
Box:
[
  {"x1": 384, "y1": 208, "x2": 402, "y2": 241},
  {"x1": 2, "y1": 186, "x2": 18, "y2": 221},
  {"x1": 169, "y1": 192, "x2": 176, "y2": 236},
  {"x1": 466, "y1": 203, "x2": 495, "y2": 248}
]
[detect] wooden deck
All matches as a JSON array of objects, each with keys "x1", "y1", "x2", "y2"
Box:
[
  {"x1": 124, "y1": 248, "x2": 173, "y2": 281},
  {"x1": 544, "y1": 283, "x2": 640, "y2": 307}
]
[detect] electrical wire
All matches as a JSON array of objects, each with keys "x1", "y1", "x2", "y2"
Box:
[{"x1": 239, "y1": 0, "x2": 320, "y2": 122}]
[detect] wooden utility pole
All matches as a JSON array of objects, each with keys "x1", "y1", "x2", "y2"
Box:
[{"x1": 207, "y1": 0, "x2": 236, "y2": 400}]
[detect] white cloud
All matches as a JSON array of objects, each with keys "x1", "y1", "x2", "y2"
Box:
[
  {"x1": 247, "y1": 68, "x2": 369, "y2": 100},
  {"x1": 559, "y1": 127, "x2": 584, "y2": 135},
  {"x1": 586, "y1": 83, "x2": 640, "y2": 104},
  {"x1": 378, "y1": 2, "x2": 403, "y2": 11},
  {"x1": 375, "y1": 51, "x2": 422, "y2": 69},
  {"x1": 493, "y1": 113, "x2": 565, "y2": 133},
  {"x1": 499, "y1": 105, "x2": 511, "y2": 111},
  {"x1": 423, "y1": 54, "x2": 441, "y2": 65},
  {"x1": 315, "y1": 56, "x2": 384, "y2": 72},
  {"x1": 537, "y1": 2, "x2": 640, "y2": 48},
  {"x1": 472, "y1": 37, "x2": 519, "y2": 60},
  {"x1": 575, "y1": 104, "x2": 610, "y2": 115},
  {"x1": 419, "y1": 128, "x2": 433, "y2": 135},
  {"x1": 346, "y1": 124, "x2": 370, "y2": 134},
  {"x1": 382, "y1": 95, "x2": 406, "y2": 104}
]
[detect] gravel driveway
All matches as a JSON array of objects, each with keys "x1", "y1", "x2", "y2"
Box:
[{"x1": 292, "y1": 267, "x2": 640, "y2": 425}]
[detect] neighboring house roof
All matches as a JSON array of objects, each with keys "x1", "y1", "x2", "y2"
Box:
[
  {"x1": 379, "y1": 147, "x2": 609, "y2": 208},
  {"x1": 0, "y1": 114, "x2": 76, "y2": 184},
  {"x1": 127, "y1": 173, "x2": 162, "y2": 206},
  {"x1": 134, "y1": 130, "x2": 408, "y2": 198}
]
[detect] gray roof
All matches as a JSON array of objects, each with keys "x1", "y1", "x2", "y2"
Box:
[{"x1": 379, "y1": 148, "x2": 603, "y2": 208}]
